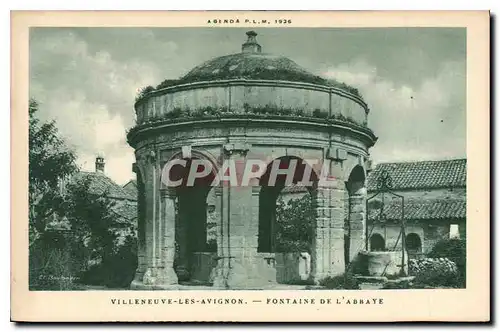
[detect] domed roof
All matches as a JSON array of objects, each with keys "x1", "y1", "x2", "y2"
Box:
[
  {"x1": 181, "y1": 52, "x2": 323, "y2": 85},
  {"x1": 155, "y1": 31, "x2": 360, "y2": 97}
]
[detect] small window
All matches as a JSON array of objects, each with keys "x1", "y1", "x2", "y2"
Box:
[{"x1": 450, "y1": 224, "x2": 460, "y2": 239}]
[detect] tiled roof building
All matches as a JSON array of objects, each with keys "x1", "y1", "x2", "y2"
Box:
[
  {"x1": 366, "y1": 158, "x2": 466, "y2": 221},
  {"x1": 73, "y1": 172, "x2": 136, "y2": 201},
  {"x1": 366, "y1": 158, "x2": 466, "y2": 255}
]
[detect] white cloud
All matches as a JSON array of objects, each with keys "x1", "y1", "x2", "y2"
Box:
[
  {"x1": 323, "y1": 59, "x2": 466, "y2": 163},
  {"x1": 30, "y1": 30, "x2": 179, "y2": 184}
]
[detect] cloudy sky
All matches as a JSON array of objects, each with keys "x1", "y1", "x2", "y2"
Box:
[{"x1": 30, "y1": 27, "x2": 466, "y2": 185}]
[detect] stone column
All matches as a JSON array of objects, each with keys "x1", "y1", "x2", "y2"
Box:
[
  {"x1": 251, "y1": 186, "x2": 264, "y2": 265},
  {"x1": 135, "y1": 151, "x2": 178, "y2": 288},
  {"x1": 212, "y1": 143, "x2": 264, "y2": 289},
  {"x1": 156, "y1": 188, "x2": 178, "y2": 285},
  {"x1": 211, "y1": 186, "x2": 226, "y2": 287},
  {"x1": 131, "y1": 162, "x2": 147, "y2": 289},
  {"x1": 349, "y1": 187, "x2": 367, "y2": 262},
  {"x1": 175, "y1": 194, "x2": 190, "y2": 281},
  {"x1": 310, "y1": 182, "x2": 346, "y2": 283},
  {"x1": 140, "y1": 153, "x2": 160, "y2": 286},
  {"x1": 132, "y1": 234, "x2": 147, "y2": 288},
  {"x1": 310, "y1": 156, "x2": 346, "y2": 283}
]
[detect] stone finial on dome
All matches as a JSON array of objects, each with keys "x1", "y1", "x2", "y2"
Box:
[{"x1": 242, "y1": 31, "x2": 262, "y2": 53}]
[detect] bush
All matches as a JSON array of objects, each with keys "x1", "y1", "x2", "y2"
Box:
[
  {"x1": 135, "y1": 85, "x2": 155, "y2": 102},
  {"x1": 79, "y1": 235, "x2": 138, "y2": 289},
  {"x1": 282, "y1": 278, "x2": 315, "y2": 286},
  {"x1": 312, "y1": 109, "x2": 328, "y2": 119},
  {"x1": 170, "y1": 107, "x2": 189, "y2": 118},
  {"x1": 408, "y1": 257, "x2": 462, "y2": 288},
  {"x1": 319, "y1": 273, "x2": 360, "y2": 290},
  {"x1": 29, "y1": 233, "x2": 86, "y2": 290},
  {"x1": 427, "y1": 238, "x2": 466, "y2": 286}
]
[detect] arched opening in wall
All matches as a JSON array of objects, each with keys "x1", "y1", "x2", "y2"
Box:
[
  {"x1": 406, "y1": 233, "x2": 422, "y2": 258},
  {"x1": 258, "y1": 156, "x2": 319, "y2": 254},
  {"x1": 345, "y1": 165, "x2": 366, "y2": 265},
  {"x1": 166, "y1": 157, "x2": 218, "y2": 284},
  {"x1": 258, "y1": 156, "x2": 318, "y2": 284},
  {"x1": 369, "y1": 233, "x2": 386, "y2": 251}
]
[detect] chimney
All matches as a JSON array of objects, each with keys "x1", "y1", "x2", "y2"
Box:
[
  {"x1": 241, "y1": 31, "x2": 262, "y2": 54},
  {"x1": 95, "y1": 156, "x2": 105, "y2": 173}
]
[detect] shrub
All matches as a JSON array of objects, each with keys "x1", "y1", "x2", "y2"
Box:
[
  {"x1": 282, "y1": 278, "x2": 315, "y2": 286},
  {"x1": 170, "y1": 107, "x2": 189, "y2": 118},
  {"x1": 135, "y1": 85, "x2": 155, "y2": 102},
  {"x1": 409, "y1": 257, "x2": 461, "y2": 288},
  {"x1": 29, "y1": 233, "x2": 86, "y2": 290},
  {"x1": 80, "y1": 235, "x2": 138, "y2": 289},
  {"x1": 319, "y1": 273, "x2": 360, "y2": 290},
  {"x1": 156, "y1": 79, "x2": 181, "y2": 90},
  {"x1": 427, "y1": 238, "x2": 466, "y2": 286},
  {"x1": 312, "y1": 108, "x2": 328, "y2": 119}
]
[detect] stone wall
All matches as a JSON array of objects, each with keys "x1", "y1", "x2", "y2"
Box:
[
  {"x1": 370, "y1": 224, "x2": 425, "y2": 252},
  {"x1": 135, "y1": 80, "x2": 368, "y2": 127},
  {"x1": 189, "y1": 252, "x2": 312, "y2": 285},
  {"x1": 275, "y1": 252, "x2": 311, "y2": 283},
  {"x1": 369, "y1": 222, "x2": 455, "y2": 255},
  {"x1": 366, "y1": 187, "x2": 466, "y2": 256}
]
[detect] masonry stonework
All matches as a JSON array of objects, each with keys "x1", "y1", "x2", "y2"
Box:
[{"x1": 127, "y1": 32, "x2": 377, "y2": 289}]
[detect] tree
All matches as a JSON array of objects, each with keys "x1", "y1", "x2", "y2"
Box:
[
  {"x1": 29, "y1": 99, "x2": 78, "y2": 246},
  {"x1": 63, "y1": 175, "x2": 119, "y2": 268},
  {"x1": 29, "y1": 99, "x2": 136, "y2": 289},
  {"x1": 64, "y1": 175, "x2": 138, "y2": 288},
  {"x1": 274, "y1": 194, "x2": 315, "y2": 252}
]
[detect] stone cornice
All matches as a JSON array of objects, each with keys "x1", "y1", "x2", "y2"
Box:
[
  {"x1": 135, "y1": 78, "x2": 368, "y2": 113},
  {"x1": 127, "y1": 116, "x2": 378, "y2": 149}
]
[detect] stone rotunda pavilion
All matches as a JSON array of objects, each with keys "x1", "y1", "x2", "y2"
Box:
[{"x1": 127, "y1": 31, "x2": 377, "y2": 289}]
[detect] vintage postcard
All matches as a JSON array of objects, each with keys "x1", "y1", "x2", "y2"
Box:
[{"x1": 11, "y1": 11, "x2": 490, "y2": 322}]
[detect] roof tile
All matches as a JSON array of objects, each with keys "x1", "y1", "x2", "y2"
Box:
[
  {"x1": 367, "y1": 159, "x2": 466, "y2": 191},
  {"x1": 368, "y1": 199, "x2": 466, "y2": 221},
  {"x1": 71, "y1": 172, "x2": 136, "y2": 201}
]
